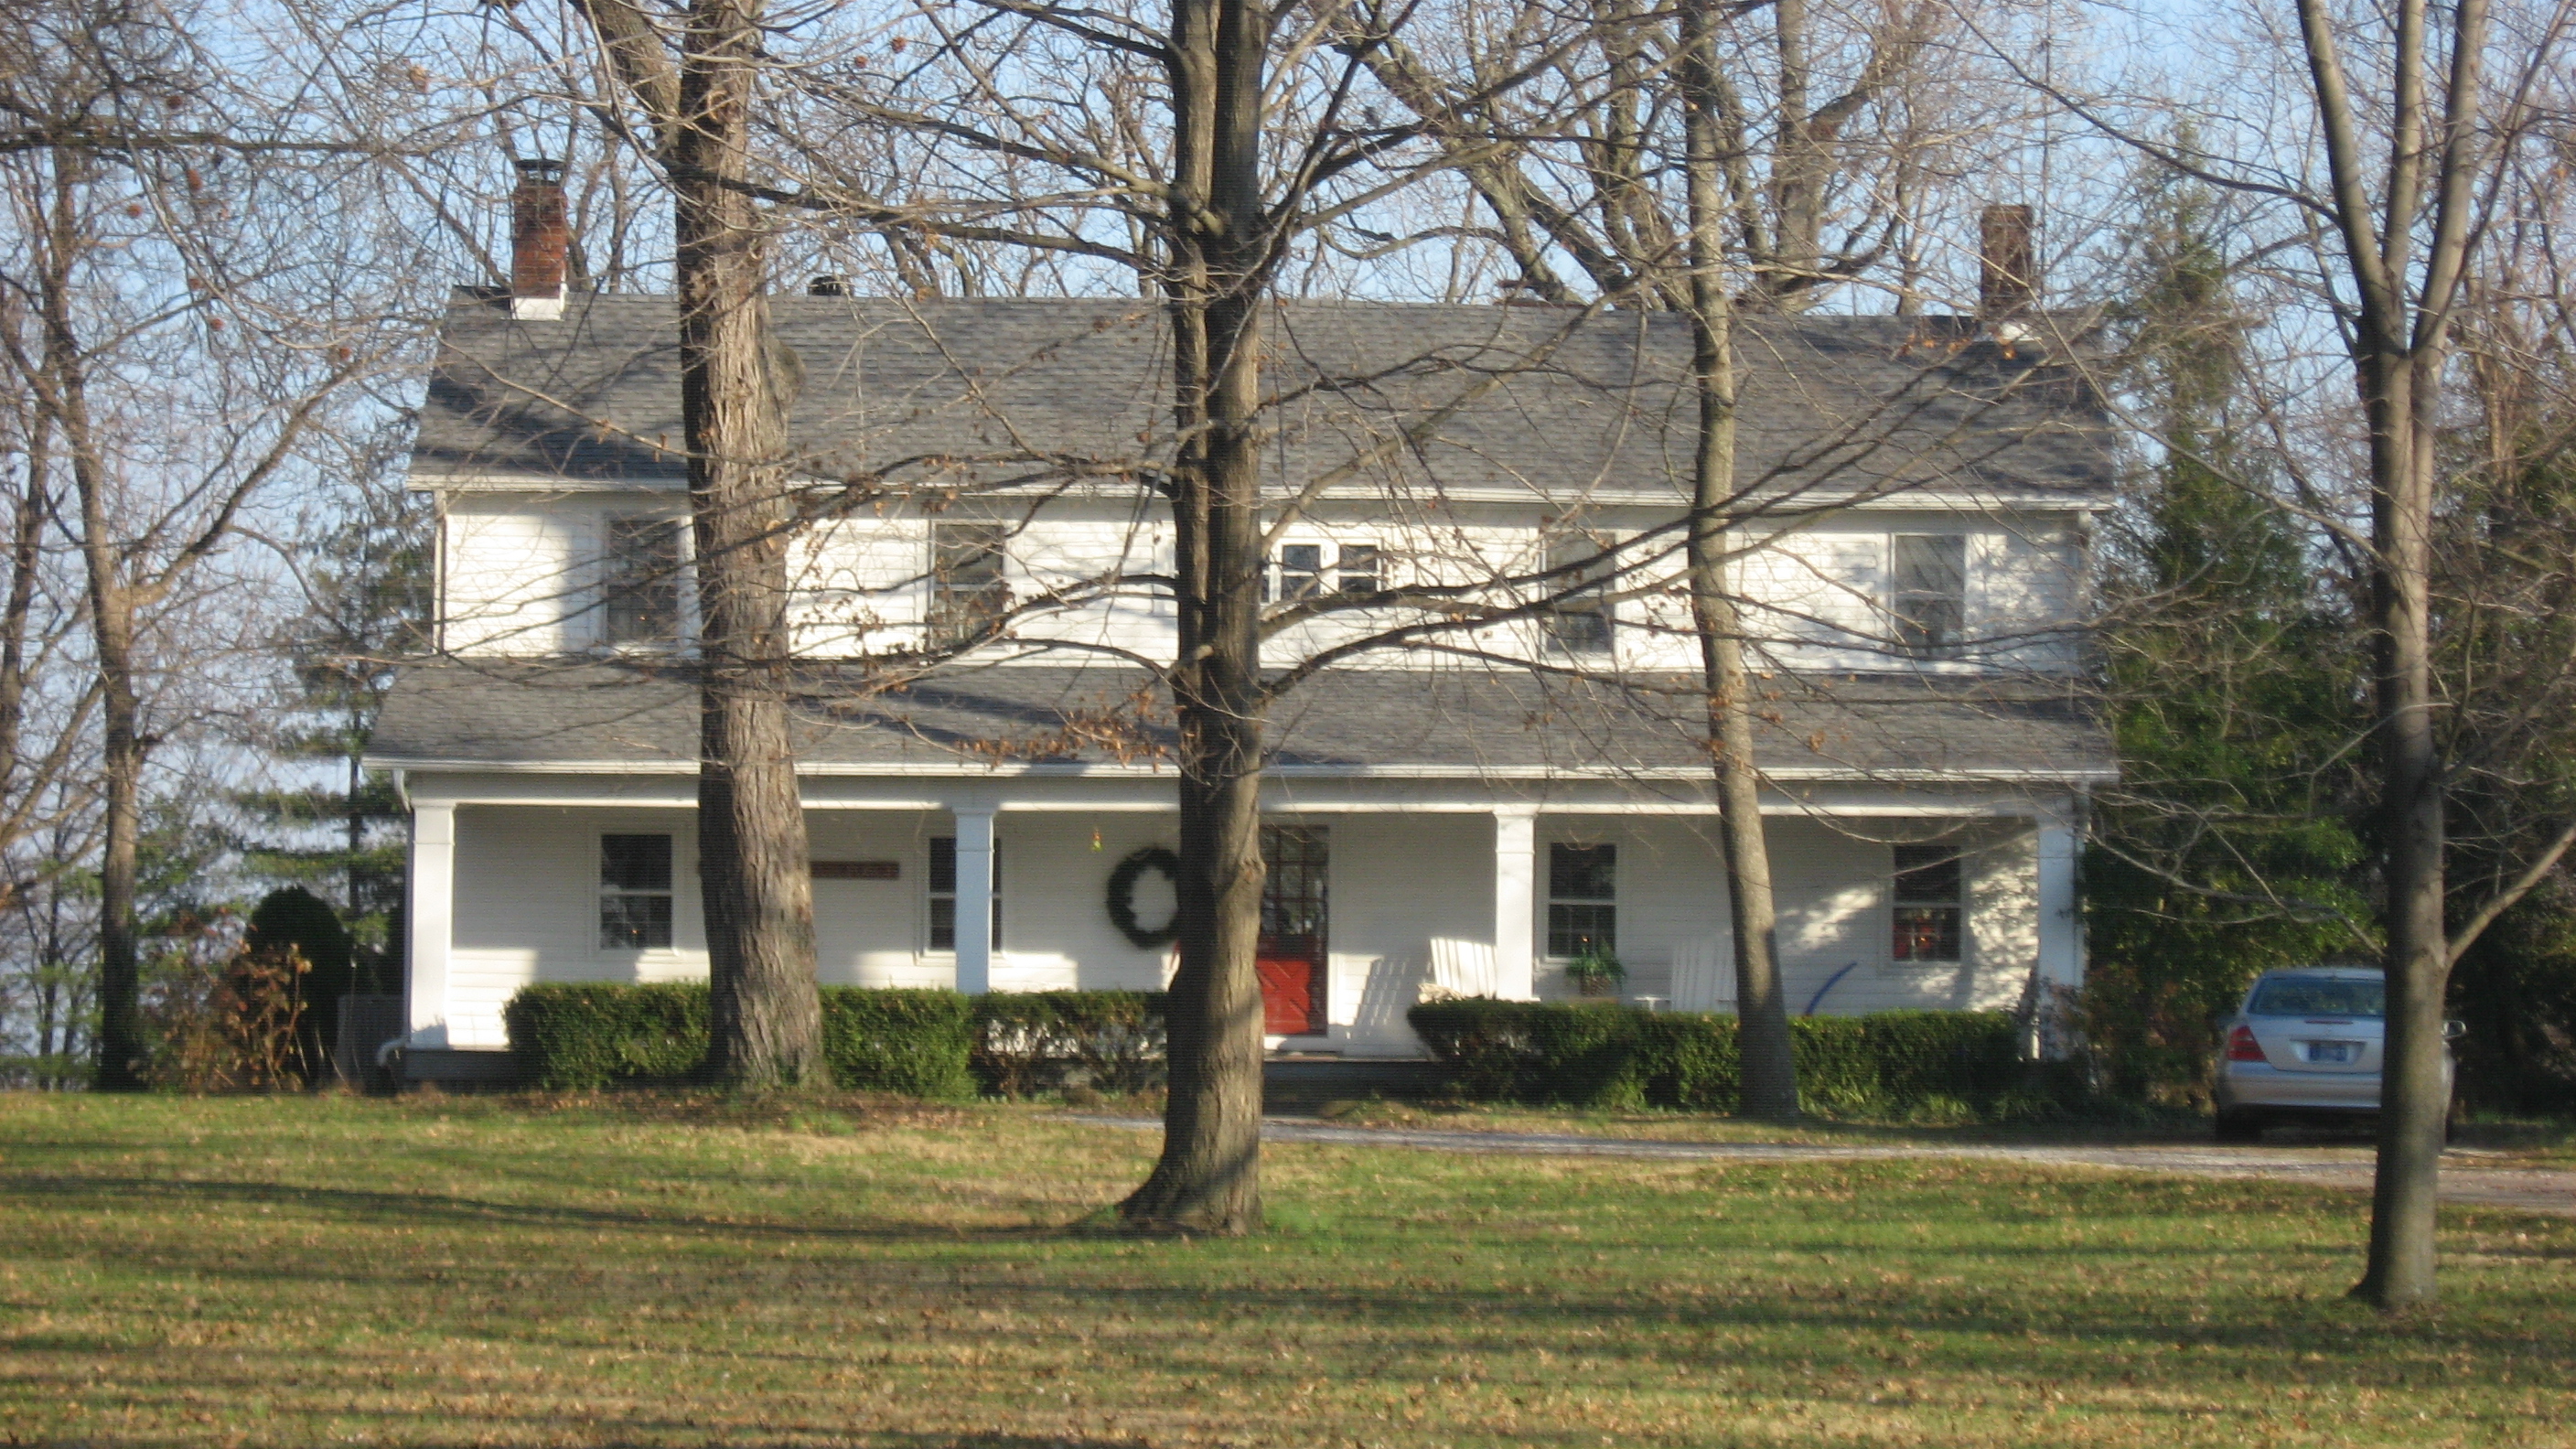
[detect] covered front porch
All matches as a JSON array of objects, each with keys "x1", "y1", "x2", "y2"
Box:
[{"x1": 396, "y1": 767, "x2": 2085, "y2": 1060}]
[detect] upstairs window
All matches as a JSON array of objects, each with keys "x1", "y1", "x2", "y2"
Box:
[
  {"x1": 1541, "y1": 533, "x2": 1614, "y2": 655},
  {"x1": 1891, "y1": 534, "x2": 1967, "y2": 660},
  {"x1": 1547, "y1": 843, "x2": 1616, "y2": 958},
  {"x1": 1267, "y1": 542, "x2": 1381, "y2": 604},
  {"x1": 929, "y1": 524, "x2": 1010, "y2": 647},
  {"x1": 602, "y1": 516, "x2": 683, "y2": 645},
  {"x1": 1891, "y1": 843, "x2": 1963, "y2": 962},
  {"x1": 599, "y1": 833, "x2": 674, "y2": 950},
  {"x1": 1277, "y1": 542, "x2": 1325, "y2": 601},
  {"x1": 1336, "y1": 544, "x2": 1381, "y2": 596},
  {"x1": 927, "y1": 835, "x2": 1004, "y2": 951}
]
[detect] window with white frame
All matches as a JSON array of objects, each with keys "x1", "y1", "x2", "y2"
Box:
[
  {"x1": 1547, "y1": 843, "x2": 1616, "y2": 958},
  {"x1": 929, "y1": 523, "x2": 1011, "y2": 647},
  {"x1": 1336, "y1": 543, "x2": 1381, "y2": 596},
  {"x1": 1541, "y1": 532, "x2": 1614, "y2": 655},
  {"x1": 599, "y1": 833, "x2": 675, "y2": 950},
  {"x1": 1267, "y1": 542, "x2": 1380, "y2": 603},
  {"x1": 1891, "y1": 843, "x2": 1964, "y2": 962},
  {"x1": 1890, "y1": 534, "x2": 1967, "y2": 660},
  {"x1": 602, "y1": 515, "x2": 683, "y2": 645},
  {"x1": 927, "y1": 835, "x2": 1003, "y2": 951}
]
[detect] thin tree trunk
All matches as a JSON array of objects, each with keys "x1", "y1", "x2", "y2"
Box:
[
  {"x1": 1121, "y1": 0, "x2": 1272, "y2": 1234},
  {"x1": 67, "y1": 403, "x2": 144, "y2": 1092},
  {"x1": 30, "y1": 151, "x2": 145, "y2": 1093},
  {"x1": 2300, "y1": 0, "x2": 2488, "y2": 1311},
  {"x1": 672, "y1": 0, "x2": 823, "y2": 1089},
  {"x1": 2356, "y1": 350, "x2": 2448, "y2": 1307},
  {"x1": 1680, "y1": 0, "x2": 1798, "y2": 1121}
]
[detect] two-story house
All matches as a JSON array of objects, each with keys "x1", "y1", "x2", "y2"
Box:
[{"x1": 369, "y1": 170, "x2": 2114, "y2": 1081}]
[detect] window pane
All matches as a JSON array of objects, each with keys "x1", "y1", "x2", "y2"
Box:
[
  {"x1": 930, "y1": 526, "x2": 1009, "y2": 645},
  {"x1": 601, "y1": 834, "x2": 672, "y2": 892},
  {"x1": 1892, "y1": 907, "x2": 1960, "y2": 961},
  {"x1": 604, "y1": 517, "x2": 682, "y2": 644},
  {"x1": 1336, "y1": 544, "x2": 1380, "y2": 596},
  {"x1": 1550, "y1": 843, "x2": 1615, "y2": 901},
  {"x1": 1543, "y1": 534, "x2": 1613, "y2": 654},
  {"x1": 600, "y1": 892, "x2": 673, "y2": 950},
  {"x1": 1280, "y1": 544, "x2": 1324, "y2": 601},
  {"x1": 1893, "y1": 534, "x2": 1966, "y2": 659},
  {"x1": 1548, "y1": 903, "x2": 1616, "y2": 959},
  {"x1": 928, "y1": 896, "x2": 957, "y2": 951},
  {"x1": 928, "y1": 836, "x2": 957, "y2": 896},
  {"x1": 932, "y1": 524, "x2": 1007, "y2": 585},
  {"x1": 1891, "y1": 843, "x2": 1962, "y2": 904}
]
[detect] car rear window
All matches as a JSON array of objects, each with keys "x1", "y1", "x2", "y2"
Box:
[{"x1": 2248, "y1": 976, "x2": 2385, "y2": 1018}]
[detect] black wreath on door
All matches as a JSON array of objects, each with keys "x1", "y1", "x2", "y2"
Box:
[{"x1": 1105, "y1": 845, "x2": 1182, "y2": 949}]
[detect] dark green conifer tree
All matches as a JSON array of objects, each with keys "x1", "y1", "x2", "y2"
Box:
[
  {"x1": 234, "y1": 453, "x2": 430, "y2": 1003},
  {"x1": 2083, "y1": 171, "x2": 2369, "y2": 1102}
]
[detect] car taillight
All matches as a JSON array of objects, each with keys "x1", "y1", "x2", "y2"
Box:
[{"x1": 2227, "y1": 1025, "x2": 2266, "y2": 1062}]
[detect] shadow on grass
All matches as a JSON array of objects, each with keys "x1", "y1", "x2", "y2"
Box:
[{"x1": 0, "y1": 1171, "x2": 1074, "y2": 1243}]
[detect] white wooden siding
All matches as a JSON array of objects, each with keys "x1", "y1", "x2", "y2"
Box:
[
  {"x1": 433, "y1": 803, "x2": 2043, "y2": 1052},
  {"x1": 442, "y1": 493, "x2": 2087, "y2": 675}
]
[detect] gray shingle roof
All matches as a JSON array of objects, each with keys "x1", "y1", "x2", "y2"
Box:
[
  {"x1": 369, "y1": 660, "x2": 2111, "y2": 781},
  {"x1": 416, "y1": 292, "x2": 2114, "y2": 504}
]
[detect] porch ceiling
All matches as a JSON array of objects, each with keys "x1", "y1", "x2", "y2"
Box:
[{"x1": 369, "y1": 660, "x2": 2112, "y2": 784}]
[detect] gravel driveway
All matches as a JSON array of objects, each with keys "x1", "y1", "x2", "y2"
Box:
[{"x1": 1082, "y1": 1116, "x2": 2576, "y2": 1218}]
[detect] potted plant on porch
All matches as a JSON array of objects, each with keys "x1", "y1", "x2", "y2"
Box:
[{"x1": 1565, "y1": 949, "x2": 1627, "y2": 1000}]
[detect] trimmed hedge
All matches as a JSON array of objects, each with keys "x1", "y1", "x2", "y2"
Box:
[
  {"x1": 507, "y1": 983, "x2": 710, "y2": 1089},
  {"x1": 505, "y1": 983, "x2": 1165, "y2": 1099},
  {"x1": 1406, "y1": 1000, "x2": 2073, "y2": 1120},
  {"x1": 505, "y1": 983, "x2": 976, "y2": 1098},
  {"x1": 972, "y1": 990, "x2": 1168, "y2": 1097}
]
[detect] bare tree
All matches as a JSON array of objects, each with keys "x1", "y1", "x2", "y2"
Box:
[
  {"x1": 0, "y1": 0, "x2": 392, "y2": 1089},
  {"x1": 1351, "y1": 0, "x2": 2009, "y2": 1118},
  {"x1": 2025, "y1": 0, "x2": 2576, "y2": 1307},
  {"x1": 542, "y1": 0, "x2": 828, "y2": 1089}
]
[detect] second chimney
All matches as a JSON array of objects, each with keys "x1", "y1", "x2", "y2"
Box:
[
  {"x1": 1978, "y1": 203, "x2": 2036, "y2": 334},
  {"x1": 510, "y1": 157, "x2": 569, "y2": 321}
]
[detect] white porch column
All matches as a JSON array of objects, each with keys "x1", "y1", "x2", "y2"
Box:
[
  {"x1": 1493, "y1": 806, "x2": 1538, "y2": 1001},
  {"x1": 951, "y1": 806, "x2": 996, "y2": 995},
  {"x1": 2032, "y1": 814, "x2": 2082, "y2": 1059},
  {"x1": 406, "y1": 802, "x2": 455, "y2": 1046},
  {"x1": 2034, "y1": 815, "x2": 2081, "y2": 993}
]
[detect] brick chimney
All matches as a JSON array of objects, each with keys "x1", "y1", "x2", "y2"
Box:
[
  {"x1": 1978, "y1": 203, "x2": 2036, "y2": 338},
  {"x1": 510, "y1": 157, "x2": 569, "y2": 321}
]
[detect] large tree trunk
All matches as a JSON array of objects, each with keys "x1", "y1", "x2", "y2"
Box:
[
  {"x1": 1680, "y1": 0, "x2": 1798, "y2": 1122},
  {"x1": 671, "y1": 0, "x2": 823, "y2": 1090},
  {"x1": 1121, "y1": 0, "x2": 1272, "y2": 1234}
]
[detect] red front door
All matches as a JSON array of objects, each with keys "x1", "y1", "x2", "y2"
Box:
[{"x1": 1258, "y1": 825, "x2": 1328, "y2": 1036}]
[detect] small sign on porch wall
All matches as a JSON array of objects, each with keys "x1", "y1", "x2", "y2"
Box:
[{"x1": 812, "y1": 860, "x2": 900, "y2": 881}]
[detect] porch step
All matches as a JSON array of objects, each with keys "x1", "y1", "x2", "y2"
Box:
[{"x1": 1262, "y1": 1056, "x2": 1450, "y2": 1112}]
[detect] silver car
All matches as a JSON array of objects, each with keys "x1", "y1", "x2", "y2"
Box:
[{"x1": 2212, "y1": 966, "x2": 2457, "y2": 1142}]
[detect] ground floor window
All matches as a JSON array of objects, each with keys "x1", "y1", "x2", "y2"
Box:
[
  {"x1": 1547, "y1": 843, "x2": 1616, "y2": 958},
  {"x1": 928, "y1": 836, "x2": 1003, "y2": 950},
  {"x1": 599, "y1": 833, "x2": 674, "y2": 950},
  {"x1": 1891, "y1": 843, "x2": 1964, "y2": 962}
]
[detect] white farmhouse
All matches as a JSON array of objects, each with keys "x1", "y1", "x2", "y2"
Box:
[{"x1": 370, "y1": 173, "x2": 2114, "y2": 1083}]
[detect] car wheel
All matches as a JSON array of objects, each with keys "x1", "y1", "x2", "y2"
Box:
[{"x1": 2215, "y1": 1110, "x2": 2266, "y2": 1143}]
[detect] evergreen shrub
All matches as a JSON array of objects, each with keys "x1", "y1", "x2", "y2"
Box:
[
  {"x1": 1407, "y1": 1001, "x2": 2070, "y2": 1120},
  {"x1": 971, "y1": 991, "x2": 1168, "y2": 1097},
  {"x1": 505, "y1": 983, "x2": 1163, "y2": 1099},
  {"x1": 506, "y1": 983, "x2": 976, "y2": 1097}
]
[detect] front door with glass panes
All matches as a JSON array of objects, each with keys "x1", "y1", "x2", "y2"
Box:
[{"x1": 1257, "y1": 824, "x2": 1328, "y2": 1036}]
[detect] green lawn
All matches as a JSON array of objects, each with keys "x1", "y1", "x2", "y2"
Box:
[{"x1": 0, "y1": 1092, "x2": 2569, "y2": 1447}]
